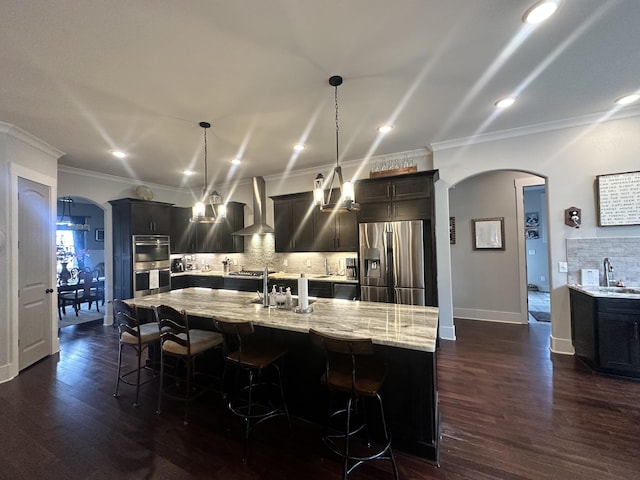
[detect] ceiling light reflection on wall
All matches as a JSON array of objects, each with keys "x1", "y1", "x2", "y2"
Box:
[
  {"x1": 111, "y1": 150, "x2": 127, "y2": 158},
  {"x1": 495, "y1": 97, "x2": 516, "y2": 109},
  {"x1": 378, "y1": 124, "x2": 394, "y2": 134},
  {"x1": 293, "y1": 143, "x2": 306, "y2": 151},
  {"x1": 523, "y1": 1, "x2": 560, "y2": 25},
  {"x1": 615, "y1": 94, "x2": 640, "y2": 106},
  {"x1": 183, "y1": 169, "x2": 195, "y2": 176},
  {"x1": 231, "y1": 157, "x2": 241, "y2": 165}
]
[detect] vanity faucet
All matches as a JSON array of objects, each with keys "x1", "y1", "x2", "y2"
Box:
[{"x1": 603, "y1": 257, "x2": 614, "y2": 287}]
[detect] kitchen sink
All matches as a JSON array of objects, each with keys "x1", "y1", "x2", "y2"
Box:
[{"x1": 247, "y1": 297, "x2": 316, "y2": 306}]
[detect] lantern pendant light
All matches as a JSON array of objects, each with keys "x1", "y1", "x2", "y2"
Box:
[
  {"x1": 190, "y1": 121, "x2": 226, "y2": 223},
  {"x1": 313, "y1": 75, "x2": 360, "y2": 212}
]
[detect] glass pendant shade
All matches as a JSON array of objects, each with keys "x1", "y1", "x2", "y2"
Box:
[{"x1": 189, "y1": 121, "x2": 225, "y2": 223}]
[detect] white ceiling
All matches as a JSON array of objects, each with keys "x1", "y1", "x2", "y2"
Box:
[{"x1": 2, "y1": 1, "x2": 640, "y2": 189}]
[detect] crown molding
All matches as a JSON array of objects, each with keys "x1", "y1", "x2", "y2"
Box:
[
  {"x1": 430, "y1": 107, "x2": 640, "y2": 152},
  {"x1": 0, "y1": 121, "x2": 64, "y2": 159}
]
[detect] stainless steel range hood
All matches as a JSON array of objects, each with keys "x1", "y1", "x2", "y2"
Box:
[{"x1": 232, "y1": 176, "x2": 274, "y2": 236}]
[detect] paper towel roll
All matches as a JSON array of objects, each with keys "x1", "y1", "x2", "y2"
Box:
[{"x1": 298, "y1": 274, "x2": 309, "y2": 310}]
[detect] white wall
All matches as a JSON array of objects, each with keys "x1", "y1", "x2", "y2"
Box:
[{"x1": 433, "y1": 114, "x2": 640, "y2": 353}]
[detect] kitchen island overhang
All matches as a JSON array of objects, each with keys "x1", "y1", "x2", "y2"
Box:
[{"x1": 126, "y1": 287, "x2": 440, "y2": 462}]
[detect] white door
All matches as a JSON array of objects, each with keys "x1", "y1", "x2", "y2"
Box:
[{"x1": 18, "y1": 177, "x2": 53, "y2": 370}]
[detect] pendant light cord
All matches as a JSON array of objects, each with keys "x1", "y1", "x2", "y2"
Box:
[{"x1": 335, "y1": 83, "x2": 340, "y2": 168}]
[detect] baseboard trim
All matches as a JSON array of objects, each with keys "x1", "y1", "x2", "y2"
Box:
[
  {"x1": 454, "y1": 307, "x2": 524, "y2": 324},
  {"x1": 550, "y1": 335, "x2": 574, "y2": 355},
  {"x1": 439, "y1": 324, "x2": 456, "y2": 341}
]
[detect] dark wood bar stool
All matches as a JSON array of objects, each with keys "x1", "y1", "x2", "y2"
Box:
[
  {"x1": 309, "y1": 329, "x2": 399, "y2": 480},
  {"x1": 155, "y1": 305, "x2": 223, "y2": 425},
  {"x1": 112, "y1": 299, "x2": 160, "y2": 407},
  {"x1": 215, "y1": 319, "x2": 291, "y2": 463}
]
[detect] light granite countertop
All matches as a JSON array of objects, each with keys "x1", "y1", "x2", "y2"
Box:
[
  {"x1": 126, "y1": 287, "x2": 438, "y2": 352},
  {"x1": 171, "y1": 270, "x2": 357, "y2": 284},
  {"x1": 569, "y1": 284, "x2": 640, "y2": 299}
]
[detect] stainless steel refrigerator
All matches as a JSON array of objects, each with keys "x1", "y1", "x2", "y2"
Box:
[{"x1": 359, "y1": 220, "x2": 426, "y2": 305}]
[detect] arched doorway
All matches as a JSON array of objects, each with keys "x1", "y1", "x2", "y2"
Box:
[
  {"x1": 448, "y1": 170, "x2": 550, "y2": 326},
  {"x1": 56, "y1": 196, "x2": 105, "y2": 328}
]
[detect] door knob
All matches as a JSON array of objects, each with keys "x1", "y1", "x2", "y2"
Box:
[{"x1": 45, "y1": 288, "x2": 54, "y2": 294}]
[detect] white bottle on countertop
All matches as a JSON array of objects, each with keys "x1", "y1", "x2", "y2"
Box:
[
  {"x1": 269, "y1": 285, "x2": 277, "y2": 307},
  {"x1": 285, "y1": 287, "x2": 292, "y2": 309}
]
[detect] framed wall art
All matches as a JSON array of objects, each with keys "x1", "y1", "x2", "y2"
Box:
[{"x1": 472, "y1": 217, "x2": 505, "y2": 250}]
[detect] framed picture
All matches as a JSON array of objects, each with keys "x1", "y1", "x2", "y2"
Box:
[
  {"x1": 525, "y1": 211, "x2": 539, "y2": 228},
  {"x1": 525, "y1": 228, "x2": 539, "y2": 240},
  {"x1": 472, "y1": 217, "x2": 505, "y2": 250},
  {"x1": 95, "y1": 228, "x2": 104, "y2": 242}
]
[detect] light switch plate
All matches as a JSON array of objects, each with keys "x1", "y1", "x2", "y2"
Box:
[
  {"x1": 558, "y1": 261, "x2": 568, "y2": 273},
  {"x1": 306, "y1": 259, "x2": 312, "y2": 267}
]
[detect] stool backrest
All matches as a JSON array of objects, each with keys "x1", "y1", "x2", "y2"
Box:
[
  {"x1": 309, "y1": 329, "x2": 376, "y2": 394},
  {"x1": 155, "y1": 305, "x2": 191, "y2": 353},
  {"x1": 214, "y1": 320, "x2": 255, "y2": 361}
]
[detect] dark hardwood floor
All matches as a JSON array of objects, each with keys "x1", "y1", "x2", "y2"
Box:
[{"x1": 1, "y1": 319, "x2": 639, "y2": 479}]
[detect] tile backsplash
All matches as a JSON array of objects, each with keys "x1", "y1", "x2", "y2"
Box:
[
  {"x1": 566, "y1": 237, "x2": 640, "y2": 286},
  {"x1": 175, "y1": 234, "x2": 356, "y2": 277}
]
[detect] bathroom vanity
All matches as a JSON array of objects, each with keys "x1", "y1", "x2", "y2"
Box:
[{"x1": 569, "y1": 285, "x2": 640, "y2": 379}]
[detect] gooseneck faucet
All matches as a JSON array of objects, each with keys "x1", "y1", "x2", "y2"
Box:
[
  {"x1": 604, "y1": 257, "x2": 614, "y2": 287},
  {"x1": 263, "y1": 266, "x2": 269, "y2": 307}
]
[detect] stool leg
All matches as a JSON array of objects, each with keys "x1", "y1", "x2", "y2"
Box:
[
  {"x1": 133, "y1": 346, "x2": 142, "y2": 408},
  {"x1": 113, "y1": 342, "x2": 124, "y2": 398},
  {"x1": 156, "y1": 349, "x2": 165, "y2": 415},
  {"x1": 273, "y1": 363, "x2": 292, "y2": 437},
  {"x1": 376, "y1": 393, "x2": 399, "y2": 480},
  {"x1": 242, "y1": 369, "x2": 254, "y2": 463},
  {"x1": 343, "y1": 395, "x2": 354, "y2": 480}
]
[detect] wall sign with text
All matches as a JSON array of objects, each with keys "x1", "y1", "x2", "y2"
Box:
[{"x1": 597, "y1": 170, "x2": 640, "y2": 226}]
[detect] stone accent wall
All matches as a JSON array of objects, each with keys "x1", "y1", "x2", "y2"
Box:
[
  {"x1": 566, "y1": 237, "x2": 640, "y2": 286},
  {"x1": 184, "y1": 234, "x2": 356, "y2": 277}
]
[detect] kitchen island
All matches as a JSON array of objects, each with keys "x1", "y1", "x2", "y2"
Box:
[{"x1": 126, "y1": 287, "x2": 440, "y2": 462}]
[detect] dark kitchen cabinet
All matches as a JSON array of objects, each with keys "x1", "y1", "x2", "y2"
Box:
[
  {"x1": 190, "y1": 274, "x2": 224, "y2": 289},
  {"x1": 195, "y1": 202, "x2": 245, "y2": 253},
  {"x1": 272, "y1": 192, "x2": 316, "y2": 252},
  {"x1": 109, "y1": 198, "x2": 173, "y2": 300},
  {"x1": 223, "y1": 277, "x2": 261, "y2": 292},
  {"x1": 333, "y1": 282, "x2": 358, "y2": 300},
  {"x1": 170, "y1": 207, "x2": 195, "y2": 254},
  {"x1": 171, "y1": 275, "x2": 190, "y2": 290},
  {"x1": 272, "y1": 191, "x2": 357, "y2": 252},
  {"x1": 313, "y1": 190, "x2": 358, "y2": 252},
  {"x1": 170, "y1": 202, "x2": 244, "y2": 254},
  {"x1": 570, "y1": 289, "x2": 640, "y2": 378},
  {"x1": 598, "y1": 312, "x2": 640, "y2": 373},
  {"x1": 355, "y1": 171, "x2": 437, "y2": 223}
]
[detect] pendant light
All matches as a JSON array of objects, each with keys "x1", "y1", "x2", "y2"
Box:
[
  {"x1": 314, "y1": 75, "x2": 360, "y2": 212},
  {"x1": 190, "y1": 121, "x2": 226, "y2": 223}
]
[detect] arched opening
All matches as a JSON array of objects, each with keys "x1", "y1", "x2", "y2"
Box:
[
  {"x1": 448, "y1": 169, "x2": 551, "y2": 329},
  {"x1": 56, "y1": 196, "x2": 105, "y2": 328}
]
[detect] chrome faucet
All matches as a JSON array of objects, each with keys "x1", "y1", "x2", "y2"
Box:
[
  {"x1": 324, "y1": 257, "x2": 330, "y2": 276},
  {"x1": 603, "y1": 257, "x2": 614, "y2": 287}
]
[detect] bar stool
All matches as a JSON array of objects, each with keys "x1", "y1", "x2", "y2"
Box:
[
  {"x1": 309, "y1": 329, "x2": 399, "y2": 480},
  {"x1": 112, "y1": 299, "x2": 161, "y2": 407},
  {"x1": 155, "y1": 305, "x2": 223, "y2": 425},
  {"x1": 215, "y1": 319, "x2": 291, "y2": 463}
]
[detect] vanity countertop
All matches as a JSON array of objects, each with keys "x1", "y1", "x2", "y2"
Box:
[{"x1": 569, "y1": 284, "x2": 640, "y2": 299}]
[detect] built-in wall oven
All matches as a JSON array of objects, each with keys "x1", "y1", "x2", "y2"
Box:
[{"x1": 132, "y1": 235, "x2": 171, "y2": 297}]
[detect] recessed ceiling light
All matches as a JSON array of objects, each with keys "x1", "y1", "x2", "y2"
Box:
[
  {"x1": 182, "y1": 169, "x2": 195, "y2": 176},
  {"x1": 231, "y1": 157, "x2": 241, "y2": 165},
  {"x1": 378, "y1": 125, "x2": 394, "y2": 134},
  {"x1": 293, "y1": 143, "x2": 306, "y2": 151},
  {"x1": 523, "y1": 1, "x2": 559, "y2": 25},
  {"x1": 111, "y1": 150, "x2": 127, "y2": 158},
  {"x1": 615, "y1": 93, "x2": 640, "y2": 106},
  {"x1": 495, "y1": 97, "x2": 516, "y2": 109}
]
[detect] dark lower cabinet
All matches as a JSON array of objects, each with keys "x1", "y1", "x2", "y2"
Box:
[
  {"x1": 598, "y1": 312, "x2": 640, "y2": 373},
  {"x1": 570, "y1": 288, "x2": 640, "y2": 378},
  {"x1": 171, "y1": 275, "x2": 190, "y2": 290}
]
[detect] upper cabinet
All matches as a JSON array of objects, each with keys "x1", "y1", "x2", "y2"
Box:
[
  {"x1": 272, "y1": 191, "x2": 357, "y2": 253},
  {"x1": 111, "y1": 198, "x2": 173, "y2": 236},
  {"x1": 273, "y1": 192, "x2": 316, "y2": 252},
  {"x1": 171, "y1": 202, "x2": 245, "y2": 254},
  {"x1": 355, "y1": 170, "x2": 438, "y2": 223}
]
